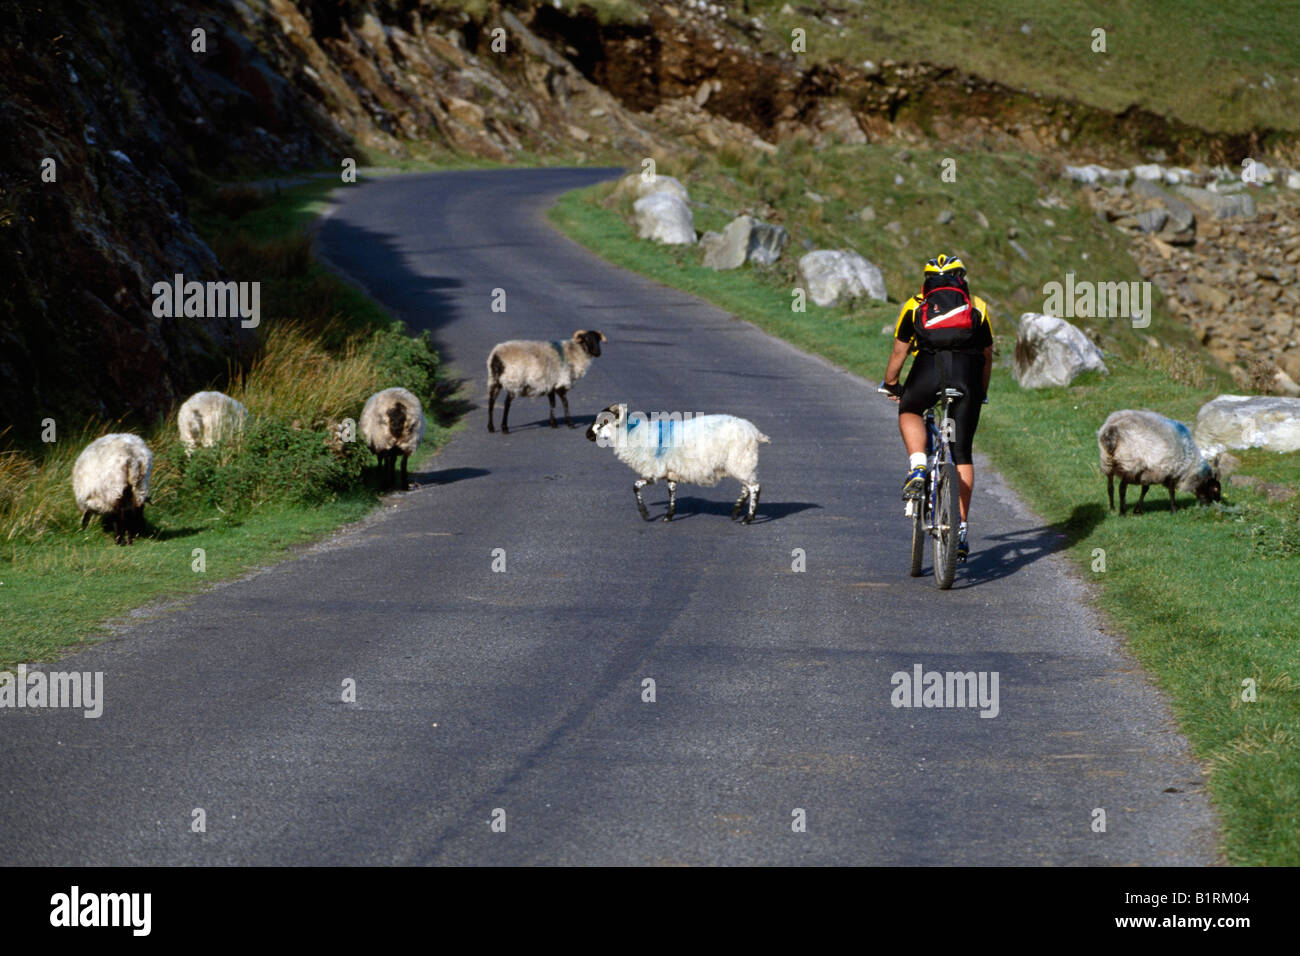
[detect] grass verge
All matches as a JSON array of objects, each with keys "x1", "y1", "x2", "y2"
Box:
[
  {"x1": 1, "y1": 178, "x2": 463, "y2": 669},
  {"x1": 548, "y1": 147, "x2": 1300, "y2": 865}
]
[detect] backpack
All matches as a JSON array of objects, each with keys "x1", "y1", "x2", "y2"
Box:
[{"x1": 912, "y1": 272, "x2": 980, "y2": 352}]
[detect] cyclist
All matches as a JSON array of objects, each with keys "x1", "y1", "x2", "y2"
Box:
[{"x1": 880, "y1": 254, "x2": 993, "y2": 562}]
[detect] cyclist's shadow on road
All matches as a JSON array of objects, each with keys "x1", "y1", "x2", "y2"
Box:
[{"x1": 953, "y1": 503, "x2": 1105, "y2": 588}]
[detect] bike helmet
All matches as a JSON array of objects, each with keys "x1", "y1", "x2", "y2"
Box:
[{"x1": 924, "y1": 253, "x2": 965, "y2": 276}]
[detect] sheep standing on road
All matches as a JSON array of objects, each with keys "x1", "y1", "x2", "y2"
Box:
[
  {"x1": 586, "y1": 404, "x2": 770, "y2": 524},
  {"x1": 1098, "y1": 409, "x2": 1221, "y2": 515},
  {"x1": 178, "y1": 391, "x2": 247, "y2": 454},
  {"x1": 360, "y1": 387, "x2": 425, "y2": 490},
  {"x1": 72, "y1": 433, "x2": 153, "y2": 545},
  {"x1": 487, "y1": 330, "x2": 606, "y2": 434}
]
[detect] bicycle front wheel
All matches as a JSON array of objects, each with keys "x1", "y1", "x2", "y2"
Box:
[
  {"x1": 910, "y1": 497, "x2": 924, "y2": 577},
  {"x1": 933, "y1": 461, "x2": 959, "y2": 590}
]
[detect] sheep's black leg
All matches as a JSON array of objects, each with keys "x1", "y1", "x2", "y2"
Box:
[
  {"x1": 663, "y1": 480, "x2": 677, "y2": 522},
  {"x1": 1118, "y1": 480, "x2": 1128, "y2": 516},
  {"x1": 633, "y1": 478, "x2": 651, "y2": 521},
  {"x1": 487, "y1": 383, "x2": 500, "y2": 432},
  {"x1": 1107, "y1": 474, "x2": 1115, "y2": 511},
  {"x1": 1166, "y1": 480, "x2": 1177, "y2": 513},
  {"x1": 81, "y1": 511, "x2": 93, "y2": 530},
  {"x1": 501, "y1": 392, "x2": 512, "y2": 434},
  {"x1": 113, "y1": 501, "x2": 127, "y2": 545},
  {"x1": 400, "y1": 453, "x2": 409, "y2": 490},
  {"x1": 1135, "y1": 484, "x2": 1149, "y2": 516},
  {"x1": 557, "y1": 388, "x2": 573, "y2": 427},
  {"x1": 731, "y1": 486, "x2": 749, "y2": 520},
  {"x1": 745, "y1": 483, "x2": 761, "y2": 524},
  {"x1": 547, "y1": 390, "x2": 558, "y2": 428}
]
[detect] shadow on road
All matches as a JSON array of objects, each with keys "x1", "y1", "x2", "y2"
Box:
[
  {"x1": 416, "y1": 467, "x2": 491, "y2": 486},
  {"x1": 645, "y1": 495, "x2": 821, "y2": 524},
  {"x1": 954, "y1": 502, "x2": 1106, "y2": 588}
]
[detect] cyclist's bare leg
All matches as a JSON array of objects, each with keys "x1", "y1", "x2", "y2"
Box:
[
  {"x1": 899, "y1": 412, "x2": 926, "y2": 457},
  {"x1": 957, "y1": 464, "x2": 974, "y2": 522}
]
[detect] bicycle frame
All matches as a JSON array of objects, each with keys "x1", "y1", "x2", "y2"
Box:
[{"x1": 904, "y1": 389, "x2": 962, "y2": 532}]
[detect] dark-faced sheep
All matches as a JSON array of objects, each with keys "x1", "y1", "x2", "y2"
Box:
[
  {"x1": 487, "y1": 330, "x2": 606, "y2": 434},
  {"x1": 72, "y1": 433, "x2": 153, "y2": 545},
  {"x1": 360, "y1": 387, "x2": 425, "y2": 490},
  {"x1": 1098, "y1": 409, "x2": 1221, "y2": 515}
]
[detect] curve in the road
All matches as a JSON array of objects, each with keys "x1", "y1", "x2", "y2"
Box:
[{"x1": 0, "y1": 168, "x2": 1217, "y2": 865}]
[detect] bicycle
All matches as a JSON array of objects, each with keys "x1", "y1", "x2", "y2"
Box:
[{"x1": 880, "y1": 384, "x2": 965, "y2": 590}]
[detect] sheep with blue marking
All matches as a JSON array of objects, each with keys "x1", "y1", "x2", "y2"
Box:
[
  {"x1": 1098, "y1": 409, "x2": 1221, "y2": 515},
  {"x1": 487, "y1": 330, "x2": 606, "y2": 433},
  {"x1": 586, "y1": 404, "x2": 770, "y2": 523}
]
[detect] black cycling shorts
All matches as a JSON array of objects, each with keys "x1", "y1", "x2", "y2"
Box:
[{"x1": 899, "y1": 350, "x2": 984, "y2": 465}]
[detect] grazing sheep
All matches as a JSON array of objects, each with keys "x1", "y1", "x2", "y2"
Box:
[
  {"x1": 1098, "y1": 409, "x2": 1221, "y2": 515},
  {"x1": 487, "y1": 329, "x2": 606, "y2": 434},
  {"x1": 360, "y1": 387, "x2": 425, "y2": 490},
  {"x1": 585, "y1": 404, "x2": 770, "y2": 523},
  {"x1": 178, "y1": 391, "x2": 247, "y2": 454},
  {"x1": 72, "y1": 433, "x2": 153, "y2": 545}
]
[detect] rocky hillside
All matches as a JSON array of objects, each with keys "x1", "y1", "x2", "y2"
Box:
[{"x1": 2, "y1": 0, "x2": 1295, "y2": 441}]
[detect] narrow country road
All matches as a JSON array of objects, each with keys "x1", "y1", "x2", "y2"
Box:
[{"x1": 0, "y1": 168, "x2": 1217, "y2": 864}]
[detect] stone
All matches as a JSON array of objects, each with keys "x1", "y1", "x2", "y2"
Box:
[
  {"x1": 937, "y1": 209, "x2": 953, "y2": 225},
  {"x1": 1135, "y1": 209, "x2": 1168, "y2": 233},
  {"x1": 1176, "y1": 185, "x2": 1257, "y2": 220},
  {"x1": 700, "y1": 215, "x2": 789, "y2": 269},
  {"x1": 798, "y1": 249, "x2": 888, "y2": 307},
  {"x1": 1133, "y1": 163, "x2": 1164, "y2": 181},
  {"x1": 1194, "y1": 395, "x2": 1300, "y2": 454},
  {"x1": 633, "y1": 192, "x2": 696, "y2": 244},
  {"x1": 612, "y1": 172, "x2": 690, "y2": 203},
  {"x1": 1012, "y1": 312, "x2": 1109, "y2": 388}
]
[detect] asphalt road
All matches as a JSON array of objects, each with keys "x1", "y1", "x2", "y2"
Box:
[{"x1": 0, "y1": 168, "x2": 1217, "y2": 864}]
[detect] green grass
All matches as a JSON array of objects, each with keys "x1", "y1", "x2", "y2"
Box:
[
  {"x1": 1, "y1": 178, "x2": 463, "y2": 669},
  {"x1": 742, "y1": 0, "x2": 1300, "y2": 137},
  {"x1": 548, "y1": 147, "x2": 1300, "y2": 864}
]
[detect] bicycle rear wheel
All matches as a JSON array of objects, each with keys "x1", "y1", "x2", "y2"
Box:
[
  {"x1": 933, "y1": 461, "x2": 959, "y2": 590},
  {"x1": 909, "y1": 498, "x2": 924, "y2": 576}
]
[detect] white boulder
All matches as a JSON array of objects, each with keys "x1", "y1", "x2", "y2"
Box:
[
  {"x1": 1012, "y1": 313, "x2": 1108, "y2": 388},
  {"x1": 1193, "y1": 395, "x2": 1300, "y2": 455},
  {"x1": 1133, "y1": 163, "x2": 1164, "y2": 181},
  {"x1": 700, "y1": 215, "x2": 789, "y2": 269},
  {"x1": 798, "y1": 250, "x2": 887, "y2": 307},
  {"x1": 633, "y1": 192, "x2": 696, "y2": 245},
  {"x1": 614, "y1": 172, "x2": 689, "y2": 202}
]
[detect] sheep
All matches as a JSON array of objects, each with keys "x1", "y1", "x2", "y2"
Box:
[
  {"x1": 178, "y1": 391, "x2": 247, "y2": 454},
  {"x1": 487, "y1": 329, "x2": 606, "y2": 434},
  {"x1": 360, "y1": 387, "x2": 425, "y2": 490},
  {"x1": 586, "y1": 404, "x2": 771, "y2": 523},
  {"x1": 1098, "y1": 409, "x2": 1221, "y2": 515},
  {"x1": 71, "y1": 433, "x2": 153, "y2": 545}
]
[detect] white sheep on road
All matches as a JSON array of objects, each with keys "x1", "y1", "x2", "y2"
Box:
[{"x1": 586, "y1": 404, "x2": 770, "y2": 523}]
